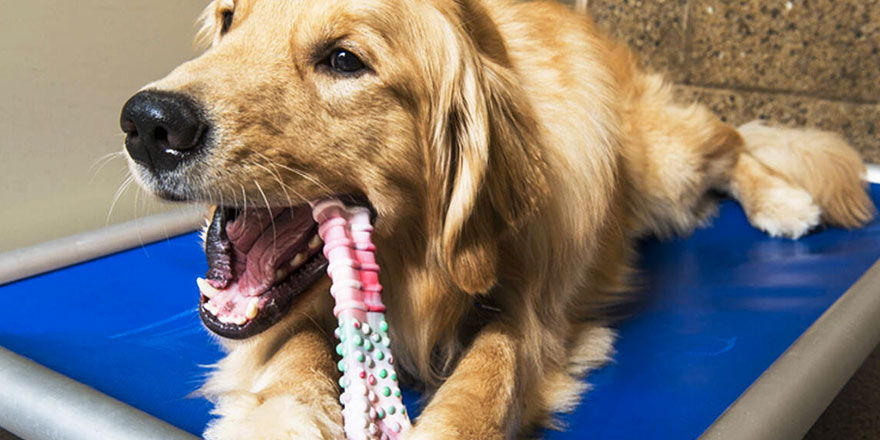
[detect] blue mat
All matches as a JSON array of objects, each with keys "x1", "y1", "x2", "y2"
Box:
[{"x1": 2, "y1": 185, "x2": 879, "y2": 438}]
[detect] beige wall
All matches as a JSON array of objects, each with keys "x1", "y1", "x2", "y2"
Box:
[{"x1": 0, "y1": 1, "x2": 207, "y2": 252}]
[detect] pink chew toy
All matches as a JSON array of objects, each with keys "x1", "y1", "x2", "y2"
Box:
[{"x1": 312, "y1": 199, "x2": 412, "y2": 440}]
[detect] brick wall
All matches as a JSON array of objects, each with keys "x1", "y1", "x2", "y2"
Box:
[{"x1": 559, "y1": 0, "x2": 880, "y2": 163}]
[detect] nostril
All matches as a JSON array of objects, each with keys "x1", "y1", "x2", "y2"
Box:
[{"x1": 154, "y1": 126, "x2": 169, "y2": 145}]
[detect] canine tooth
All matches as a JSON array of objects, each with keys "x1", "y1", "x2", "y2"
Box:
[
  {"x1": 290, "y1": 253, "x2": 307, "y2": 268},
  {"x1": 233, "y1": 315, "x2": 247, "y2": 326},
  {"x1": 197, "y1": 278, "x2": 220, "y2": 298},
  {"x1": 246, "y1": 298, "x2": 259, "y2": 319},
  {"x1": 309, "y1": 234, "x2": 323, "y2": 250}
]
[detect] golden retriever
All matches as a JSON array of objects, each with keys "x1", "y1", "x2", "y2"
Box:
[{"x1": 120, "y1": 0, "x2": 875, "y2": 438}]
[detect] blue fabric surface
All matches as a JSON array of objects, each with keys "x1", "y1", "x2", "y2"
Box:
[{"x1": 1, "y1": 185, "x2": 879, "y2": 438}]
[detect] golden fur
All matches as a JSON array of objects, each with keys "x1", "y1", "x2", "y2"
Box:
[{"x1": 127, "y1": 0, "x2": 875, "y2": 438}]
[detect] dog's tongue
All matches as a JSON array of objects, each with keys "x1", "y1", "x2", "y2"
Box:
[{"x1": 226, "y1": 206, "x2": 316, "y2": 295}]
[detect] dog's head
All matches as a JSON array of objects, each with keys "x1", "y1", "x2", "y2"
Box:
[{"x1": 121, "y1": 0, "x2": 547, "y2": 339}]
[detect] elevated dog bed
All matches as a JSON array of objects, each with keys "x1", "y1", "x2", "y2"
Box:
[{"x1": 1, "y1": 183, "x2": 879, "y2": 440}]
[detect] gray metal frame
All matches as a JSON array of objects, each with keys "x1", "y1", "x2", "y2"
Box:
[
  {"x1": 0, "y1": 347, "x2": 199, "y2": 440},
  {"x1": 0, "y1": 206, "x2": 206, "y2": 286}
]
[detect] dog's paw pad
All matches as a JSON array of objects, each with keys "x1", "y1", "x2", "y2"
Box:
[{"x1": 749, "y1": 186, "x2": 822, "y2": 239}]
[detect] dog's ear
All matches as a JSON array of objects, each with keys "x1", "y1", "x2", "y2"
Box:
[
  {"x1": 195, "y1": 1, "x2": 220, "y2": 50},
  {"x1": 429, "y1": 0, "x2": 549, "y2": 294}
]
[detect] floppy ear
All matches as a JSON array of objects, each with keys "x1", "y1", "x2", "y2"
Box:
[
  {"x1": 195, "y1": 1, "x2": 220, "y2": 50},
  {"x1": 429, "y1": 0, "x2": 549, "y2": 294}
]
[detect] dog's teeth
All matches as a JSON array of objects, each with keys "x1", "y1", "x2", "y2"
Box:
[
  {"x1": 204, "y1": 301, "x2": 219, "y2": 315},
  {"x1": 290, "y1": 253, "x2": 307, "y2": 268},
  {"x1": 246, "y1": 298, "x2": 259, "y2": 319},
  {"x1": 275, "y1": 268, "x2": 288, "y2": 281},
  {"x1": 197, "y1": 278, "x2": 219, "y2": 298},
  {"x1": 233, "y1": 315, "x2": 247, "y2": 326},
  {"x1": 308, "y1": 234, "x2": 323, "y2": 250}
]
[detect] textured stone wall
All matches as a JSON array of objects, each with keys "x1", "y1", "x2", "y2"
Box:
[{"x1": 558, "y1": 0, "x2": 880, "y2": 163}]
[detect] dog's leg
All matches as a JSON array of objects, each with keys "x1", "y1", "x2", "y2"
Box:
[
  {"x1": 203, "y1": 281, "x2": 345, "y2": 440},
  {"x1": 407, "y1": 324, "x2": 523, "y2": 440},
  {"x1": 623, "y1": 73, "x2": 874, "y2": 239},
  {"x1": 407, "y1": 323, "x2": 614, "y2": 440}
]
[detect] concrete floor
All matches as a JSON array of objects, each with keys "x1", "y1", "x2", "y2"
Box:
[{"x1": 806, "y1": 344, "x2": 880, "y2": 439}]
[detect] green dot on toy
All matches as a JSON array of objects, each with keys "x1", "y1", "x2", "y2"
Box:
[
  {"x1": 382, "y1": 386, "x2": 391, "y2": 397},
  {"x1": 380, "y1": 321, "x2": 389, "y2": 333},
  {"x1": 379, "y1": 369, "x2": 387, "y2": 379}
]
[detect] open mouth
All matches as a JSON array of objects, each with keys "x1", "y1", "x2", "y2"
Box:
[{"x1": 197, "y1": 204, "x2": 329, "y2": 339}]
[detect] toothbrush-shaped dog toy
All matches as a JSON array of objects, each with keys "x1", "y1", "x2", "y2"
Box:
[{"x1": 312, "y1": 199, "x2": 412, "y2": 440}]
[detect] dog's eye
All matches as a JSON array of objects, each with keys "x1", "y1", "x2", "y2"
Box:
[
  {"x1": 329, "y1": 49, "x2": 365, "y2": 74},
  {"x1": 221, "y1": 10, "x2": 234, "y2": 34}
]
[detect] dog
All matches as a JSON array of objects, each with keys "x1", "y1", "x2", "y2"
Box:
[{"x1": 120, "y1": 0, "x2": 876, "y2": 438}]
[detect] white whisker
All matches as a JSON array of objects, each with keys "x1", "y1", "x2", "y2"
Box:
[
  {"x1": 253, "y1": 179, "x2": 277, "y2": 245},
  {"x1": 106, "y1": 174, "x2": 134, "y2": 226},
  {"x1": 251, "y1": 160, "x2": 298, "y2": 207},
  {"x1": 263, "y1": 159, "x2": 334, "y2": 198},
  {"x1": 89, "y1": 151, "x2": 125, "y2": 183},
  {"x1": 240, "y1": 184, "x2": 249, "y2": 223}
]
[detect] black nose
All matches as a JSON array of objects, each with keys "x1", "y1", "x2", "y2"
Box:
[{"x1": 120, "y1": 90, "x2": 207, "y2": 172}]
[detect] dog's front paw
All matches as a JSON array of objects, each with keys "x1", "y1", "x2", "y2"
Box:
[{"x1": 204, "y1": 393, "x2": 344, "y2": 440}]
